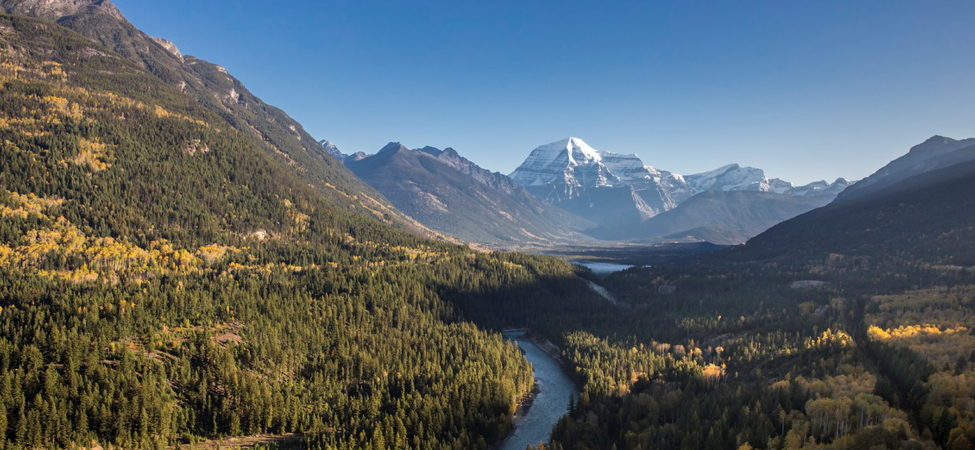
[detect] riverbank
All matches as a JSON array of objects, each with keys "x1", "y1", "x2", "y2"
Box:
[{"x1": 530, "y1": 335, "x2": 564, "y2": 363}]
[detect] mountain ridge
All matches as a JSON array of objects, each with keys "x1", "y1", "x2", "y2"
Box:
[
  {"x1": 835, "y1": 134, "x2": 975, "y2": 203},
  {"x1": 730, "y1": 154, "x2": 975, "y2": 265}
]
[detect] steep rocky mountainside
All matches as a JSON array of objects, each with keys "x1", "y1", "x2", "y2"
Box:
[{"x1": 0, "y1": 0, "x2": 426, "y2": 233}]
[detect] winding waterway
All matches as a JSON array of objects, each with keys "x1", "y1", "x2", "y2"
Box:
[{"x1": 499, "y1": 331, "x2": 578, "y2": 450}]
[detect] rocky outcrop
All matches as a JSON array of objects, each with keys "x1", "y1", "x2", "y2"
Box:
[{"x1": 150, "y1": 36, "x2": 183, "y2": 62}]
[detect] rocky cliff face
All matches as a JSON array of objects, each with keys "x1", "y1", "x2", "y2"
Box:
[{"x1": 150, "y1": 36, "x2": 183, "y2": 61}]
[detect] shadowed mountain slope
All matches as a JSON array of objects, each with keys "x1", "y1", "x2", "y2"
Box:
[{"x1": 730, "y1": 156, "x2": 975, "y2": 265}]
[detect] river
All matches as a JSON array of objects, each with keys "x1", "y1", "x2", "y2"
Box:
[
  {"x1": 574, "y1": 261, "x2": 635, "y2": 275},
  {"x1": 499, "y1": 331, "x2": 578, "y2": 450}
]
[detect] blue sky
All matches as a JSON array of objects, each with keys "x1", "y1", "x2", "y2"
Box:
[{"x1": 115, "y1": 0, "x2": 975, "y2": 184}]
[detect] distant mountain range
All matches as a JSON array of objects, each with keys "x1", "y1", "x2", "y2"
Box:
[
  {"x1": 509, "y1": 137, "x2": 850, "y2": 244},
  {"x1": 331, "y1": 135, "x2": 975, "y2": 248},
  {"x1": 341, "y1": 142, "x2": 594, "y2": 246},
  {"x1": 590, "y1": 190, "x2": 838, "y2": 245},
  {"x1": 331, "y1": 136, "x2": 854, "y2": 246}
]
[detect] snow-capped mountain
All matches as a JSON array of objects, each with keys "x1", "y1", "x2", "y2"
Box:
[
  {"x1": 680, "y1": 164, "x2": 849, "y2": 198},
  {"x1": 683, "y1": 164, "x2": 789, "y2": 195},
  {"x1": 509, "y1": 138, "x2": 684, "y2": 222},
  {"x1": 510, "y1": 138, "x2": 848, "y2": 205},
  {"x1": 510, "y1": 137, "x2": 683, "y2": 193},
  {"x1": 319, "y1": 139, "x2": 346, "y2": 159},
  {"x1": 510, "y1": 137, "x2": 851, "y2": 243},
  {"x1": 792, "y1": 178, "x2": 851, "y2": 198}
]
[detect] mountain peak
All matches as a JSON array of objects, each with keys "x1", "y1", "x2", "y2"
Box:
[
  {"x1": 509, "y1": 138, "x2": 604, "y2": 188},
  {"x1": 318, "y1": 139, "x2": 345, "y2": 159},
  {"x1": 838, "y1": 135, "x2": 975, "y2": 202},
  {"x1": 565, "y1": 136, "x2": 587, "y2": 146},
  {"x1": 924, "y1": 135, "x2": 955, "y2": 144},
  {"x1": 377, "y1": 142, "x2": 408, "y2": 155},
  {"x1": 562, "y1": 137, "x2": 601, "y2": 162},
  {"x1": 909, "y1": 135, "x2": 959, "y2": 154},
  {"x1": 417, "y1": 146, "x2": 443, "y2": 157}
]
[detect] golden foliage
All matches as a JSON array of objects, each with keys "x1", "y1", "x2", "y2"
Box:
[
  {"x1": 805, "y1": 328, "x2": 853, "y2": 350},
  {"x1": 868, "y1": 324, "x2": 968, "y2": 341},
  {"x1": 71, "y1": 137, "x2": 112, "y2": 171},
  {"x1": 151, "y1": 103, "x2": 208, "y2": 127},
  {"x1": 42, "y1": 95, "x2": 84, "y2": 122},
  {"x1": 197, "y1": 244, "x2": 240, "y2": 265},
  {"x1": 866, "y1": 285, "x2": 975, "y2": 365},
  {"x1": 0, "y1": 190, "x2": 244, "y2": 285},
  {"x1": 0, "y1": 191, "x2": 64, "y2": 218}
]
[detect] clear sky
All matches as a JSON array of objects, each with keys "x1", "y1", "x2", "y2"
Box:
[{"x1": 114, "y1": 0, "x2": 975, "y2": 184}]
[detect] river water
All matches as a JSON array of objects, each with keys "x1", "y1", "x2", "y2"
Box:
[
  {"x1": 574, "y1": 261, "x2": 635, "y2": 275},
  {"x1": 499, "y1": 331, "x2": 578, "y2": 450}
]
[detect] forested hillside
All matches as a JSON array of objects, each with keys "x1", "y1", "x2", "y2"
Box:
[
  {"x1": 0, "y1": 12, "x2": 606, "y2": 449},
  {"x1": 1, "y1": 0, "x2": 424, "y2": 234}
]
